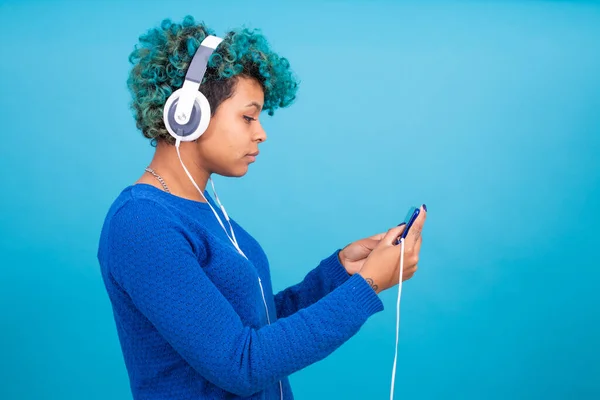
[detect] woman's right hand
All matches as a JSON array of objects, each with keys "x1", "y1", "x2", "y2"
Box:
[{"x1": 357, "y1": 205, "x2": 426, "y2": 294}]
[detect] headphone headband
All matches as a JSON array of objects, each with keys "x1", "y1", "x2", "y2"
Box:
[{"x1": 185, "y1": 35, "x2": 223, "y2": 84}]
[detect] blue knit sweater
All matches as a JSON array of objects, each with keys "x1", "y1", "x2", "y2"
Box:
[{"x1": 97, "y1": 183, "x2": 384, "y2": 399}]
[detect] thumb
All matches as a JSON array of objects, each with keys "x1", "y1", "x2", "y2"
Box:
[{"x1": 381, "y1": 223, "x2": 406, "y2": 246}]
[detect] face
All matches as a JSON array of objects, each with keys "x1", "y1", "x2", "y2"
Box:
[{"x1": 195, "y1": 76, "x2": 267, "y2": 177}]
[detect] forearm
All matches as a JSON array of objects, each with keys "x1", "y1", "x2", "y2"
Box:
[
  {"x1": 274, "y1": 250, "x2": 351, "y2": 318},
  {"x1": 225, "y1": 274, "x2": 382, "y2": 395}
]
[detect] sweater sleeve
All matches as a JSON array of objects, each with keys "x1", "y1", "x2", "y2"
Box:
[
  {"x1": 107, "y1": 200, "x2": 384, "y2": 397},
  {"x1": 273, "y1": 250, "x2": 352, "y2": 319}
]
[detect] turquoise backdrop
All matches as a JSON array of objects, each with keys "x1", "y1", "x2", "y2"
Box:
[{"x1": 1, "y1": 0, "x2": 599, "y2": 399}]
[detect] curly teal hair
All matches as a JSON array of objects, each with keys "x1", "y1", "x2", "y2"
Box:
[{"x1": 127, "y1": 15, "x2": 299, "y2": 146}]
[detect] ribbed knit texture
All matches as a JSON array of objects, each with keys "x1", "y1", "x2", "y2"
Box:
[{"x1": 97, "y1": 183, "x2": 385, "y2": 399}]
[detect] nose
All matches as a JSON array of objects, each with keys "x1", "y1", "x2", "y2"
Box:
[{"x1": 254, "y1": 121, "x2": 267, "y2": 143}]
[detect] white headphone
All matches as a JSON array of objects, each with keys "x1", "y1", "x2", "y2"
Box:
[{"x1": 163, "y1": 35, "x2": 223, "y2": 142}]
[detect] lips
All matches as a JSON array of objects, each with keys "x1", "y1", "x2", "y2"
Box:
[{"x1": 246, "y1": 151, "x2": 259, "y2": 163}]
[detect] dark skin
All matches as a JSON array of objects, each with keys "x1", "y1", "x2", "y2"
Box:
[
  {"x1": 136, "y1": 76, "x2": 424, "y2": 290},
  {"x1": 136, "y1": 76, "x2": 267, "y2": 201}
]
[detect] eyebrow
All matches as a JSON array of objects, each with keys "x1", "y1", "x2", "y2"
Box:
[{"x1": 245, "y1": 101, "x2": 263, "y2": 111}]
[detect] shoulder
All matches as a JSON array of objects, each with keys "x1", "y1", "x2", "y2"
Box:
[
  {"x1": 98, "y1": 186, "x2": 211, "y2": 279},
  {"x1": 98, "y1": 185, "x2": 200, "y2": 260},
  {"x1": 108, "y1": 186, "x2": 177, "y2": 230}
]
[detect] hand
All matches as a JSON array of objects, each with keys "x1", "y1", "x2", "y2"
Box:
[
  {"x1": 358, "y1": 205, "x2": 426, "y2": 294},
  {"x1": 338, "y1": 232, "x2": 387, "y2": 275}
]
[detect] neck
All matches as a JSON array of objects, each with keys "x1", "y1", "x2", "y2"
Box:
[{"x1": 147, "y1": 140, "x2": 211, "y2": 202}]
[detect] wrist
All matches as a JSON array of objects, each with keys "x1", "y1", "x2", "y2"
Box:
[
  {"x1": 337, "y1": 249, "x2": 344, "y2": 265},
  {"x1": 357, "y1": 271, "x2": 382, "y2": 294},
  {"x1": 337, "y1": 249, "x2": 351, "y2": 275}
]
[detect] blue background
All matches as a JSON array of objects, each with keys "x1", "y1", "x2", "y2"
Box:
[{"x1": 1, "y1": 0, "x2": 599, "y2": 399}]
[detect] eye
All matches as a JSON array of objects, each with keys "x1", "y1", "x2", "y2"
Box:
[{"x1": 243, "y1": 115, "x2": 256, "y2": 123}]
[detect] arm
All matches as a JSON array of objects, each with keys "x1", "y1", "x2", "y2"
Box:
[
  {"x1": 273, "y1": 251, "x2": 351, "y2": 319},
  {"x1": 108, "y1": 200, "x2": 383, "y2": 397}
]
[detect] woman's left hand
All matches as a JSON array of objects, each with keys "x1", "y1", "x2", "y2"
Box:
[{"x1": 338, "y1": 232, "x2": 386, "y2": 275}]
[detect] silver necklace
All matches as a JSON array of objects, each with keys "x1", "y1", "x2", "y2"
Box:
[{"x1": 145, "y1": 167, "x2": 170, "y2": 193}]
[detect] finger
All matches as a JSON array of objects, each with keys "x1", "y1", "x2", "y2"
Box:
[
  {"x1": 408, "y1": 205, "x2": 426, "y2": 239},
  {"x1": 412, "y1": 235, "x2": 423, "y2": 255},
  {"x1": 381, "y1": 224, "x2": 407, "y2": 246},
  {"x1": 367, "y1": 232, "x2": 386, "y2": 241},
  {"x1": 403, "y1": 268, "x2": 416, "y2": 281},
  {"x1": 406, "y1": 205, "x2": 427, "y2": 249}
]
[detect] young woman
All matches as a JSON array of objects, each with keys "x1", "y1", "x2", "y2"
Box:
[{"x1": 97, "y1": 15, "x2": 427, "y2": 400}]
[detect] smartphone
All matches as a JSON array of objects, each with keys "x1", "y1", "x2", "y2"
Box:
[{"x1": 395, "y1": 206, "x2": 420, "y2": 245}]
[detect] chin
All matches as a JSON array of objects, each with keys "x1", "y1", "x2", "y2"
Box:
[
  {"x1": 230, "y1": 171, "x2": 248, "y2": 178},
  {"x1": 219, "y1": 166, "x2": 249, "y2": 178},
  {"x1": 235, "y1": 167, "x2": 250, "y2": 177}
]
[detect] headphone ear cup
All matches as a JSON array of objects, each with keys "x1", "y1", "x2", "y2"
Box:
[{"x1": 163, "y1": 89, "x2": 211, "y2": 142}]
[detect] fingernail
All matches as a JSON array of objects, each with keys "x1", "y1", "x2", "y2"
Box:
[
  {"x1": 397, "y1": 222, "x2": 406, "y2": 227},
  {"x1": 423, "y1": 204, "x2": 427, "y2": 212}
]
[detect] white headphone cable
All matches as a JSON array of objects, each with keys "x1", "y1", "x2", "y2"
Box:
[
  {"x1": 174, "y1": 138, "x2": 247, "y2": 258},
  {"x1": 390, "y1": 237, "x2": 405, "y2": 400}
]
